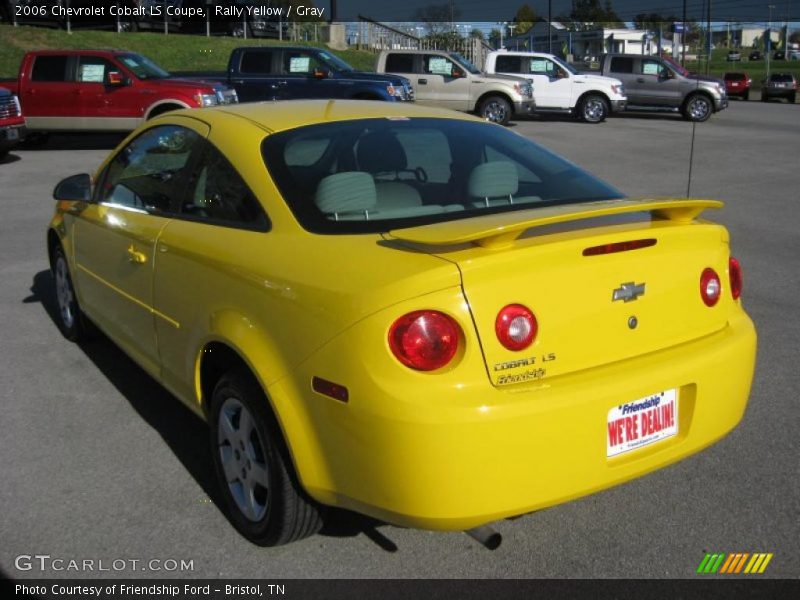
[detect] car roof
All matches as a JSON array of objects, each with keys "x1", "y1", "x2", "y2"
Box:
[{"x1": 180, "y1": 99, "x2": 480, "y2": 134}]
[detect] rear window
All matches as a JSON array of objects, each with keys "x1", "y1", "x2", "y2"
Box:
[
  {"x1": 609, "y1": 57, "x2": 634, "y2": 74},
  {"x1": 724, "y1": 73, "x2": 746, "y2": 81},
  {"x1": 770, "y1": 74, "x2": 794, "y2": 82},
  {"x1": 31, "y1": 55, "x2": 69, "y2": 82},
  {"x1": 495, "y1": 55, "x2": 524, "y2": 73},
  {"x1": 261, "y1": 118, "x2": 622, "y2": 234},
  {"x1": 240, "y1": 51, "x2": 274, "y2": 75},
  {"x1": 385, "y1": 53, "x2": 415, "y2": 73}
]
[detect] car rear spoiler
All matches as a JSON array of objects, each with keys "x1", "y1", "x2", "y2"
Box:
[{"x1": 388, "y1": 198, "x2": 724, "y2": 250}]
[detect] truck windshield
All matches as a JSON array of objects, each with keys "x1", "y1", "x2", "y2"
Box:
[
  {"x1": 262, "y1": 118, "x2": 622, "y2": 234},
  {"x1": 661, "y1": 56, "x2": 689, "y2": 77},
  {"x1": 551, "y1": 56, "x2": 579, "y2": 75},
  {"x1": 117, "y1": 54, "x2": 170, "y2": 80},
  {"x1": 318, "y1": 51, "x2": 355, "y2": 73},
  {"x1": 448, "y1": 53, "x2": 482, "y2": 74}
]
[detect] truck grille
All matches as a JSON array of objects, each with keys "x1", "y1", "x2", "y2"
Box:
[
  {"x1": 0, "y1": 95, "x2": 21, "y2": 119},
  {"x1": 404, "y1": 82, "x2": 415, "y2": 101}
]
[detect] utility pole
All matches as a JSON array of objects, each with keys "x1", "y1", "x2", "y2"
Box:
[
  {"x1": 548, "y1": 0, "x2": 553, "y2": 54},
  {"x1": 681, "y1": 0, "x2": 687, "y2": 66},
  {"x1": 706, "y1": 0, "x2": 712, "y2": 74},
  {"x1": 767, "y1": 5, "x2": 775, "y2": 78}
]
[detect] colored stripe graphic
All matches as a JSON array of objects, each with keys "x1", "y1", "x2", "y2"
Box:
[{"x1": 698, "y1": 552, "x2": 773, "y2": 574}]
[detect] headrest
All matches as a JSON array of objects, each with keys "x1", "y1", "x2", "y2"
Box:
[
  {"x1": 356, "y1": 132, "x2": 408, "y2": 173},
  {"x1": 468, "y1": 162, "x2": 519, "y2": 198},
  {"x1": 315, "y1": 172, "x2": 377, "y2": 214}
]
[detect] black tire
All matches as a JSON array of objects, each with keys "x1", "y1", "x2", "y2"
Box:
[
  {"x1": 743, "y1": 90, "x2": 750, "y2": 101},
  {"x1": 478, "y1": 96, "x2": 512, "y2": 126},
  {"x1": 209, "y1": 367, "x2": 324, "y2": 546},
  {"x1": 682, "y1": 93, "x2": 713, "y2": 122},
  {"x1": 760, "y1": 93, "x2": 768, "y2": 102},
  {"x1": 578, "y1": 93, "x2": 609, "y2": 123},
  {"x1": 51, "y1": 245, "x2": 92, "y2": 342},
  {"x1": 120, "y1": 20, "x2": 138, "y2": 33},
  {"x1": 0, "y1": 149, "x2": 8, "y2": 160},
  {"x1": 790, "y1": 93, "x2": 796, "y2": 104},
  {"x1": 21, "y1": 132, "x2": 50, "y2": 148}
]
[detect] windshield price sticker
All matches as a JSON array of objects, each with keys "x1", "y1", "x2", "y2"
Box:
[{"x1": 607, "y1": 389, "x2": 678, "y2": 457}]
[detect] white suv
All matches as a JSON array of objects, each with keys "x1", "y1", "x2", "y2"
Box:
[{"x1": 485, "y1": 50, "x2": 627, "y2": 123}]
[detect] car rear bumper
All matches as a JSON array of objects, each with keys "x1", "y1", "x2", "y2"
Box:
[{"x1": 278, "y1": 311, "x2": 756, "y2": 531}]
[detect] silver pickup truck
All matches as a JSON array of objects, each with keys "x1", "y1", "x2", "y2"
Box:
[
  {"x1": 376, "y1": 49, "x2": 535, "y2": 125},
  {"x1": 597, "y1": 53, "x2": 727, "y2": 122}
]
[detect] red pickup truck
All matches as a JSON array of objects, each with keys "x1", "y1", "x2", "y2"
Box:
[
  {"x1": 0, "y1": 87, "x2": 26, "y2": 158},
  {"x1": 0, "y1": 50, "x2": 237, "y2": 133}
]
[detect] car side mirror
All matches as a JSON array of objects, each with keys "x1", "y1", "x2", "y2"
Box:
[
  {"x1": 53, "y1": 174, "x2": 92, "y2": 202},
  {"x1": 312, "y1": 69, "x2": 329, "y2": 79},
  {"x1": 106, "y1": 71, "x2": 127, "y2": 87}
]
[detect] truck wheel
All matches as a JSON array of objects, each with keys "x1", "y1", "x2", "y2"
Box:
[
  {"x1": 479, "y1": 96, "x2": 512, "y2": 126},
  {"x1": 683, "y1": 94, "x2": 713, "y2": 122},
  {"x1": 579, "y1": 94, "x2": 608, "y2": 123},
  {"x1": 209, "y1": 367, "x2": 324, "y2": 546}
]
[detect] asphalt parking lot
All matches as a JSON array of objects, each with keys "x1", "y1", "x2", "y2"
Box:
[{"x1": 1, "y1": 99, "x2": 798, "y2": 579}]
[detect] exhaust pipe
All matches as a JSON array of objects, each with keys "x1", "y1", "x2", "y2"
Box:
[{"x1": 465, "y1": 525, "x2": 502, "y2": 550}]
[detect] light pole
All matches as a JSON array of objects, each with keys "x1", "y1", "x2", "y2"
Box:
[
  {"x1": 499, "y1": 22, "x2": 507, "y2": 49},
  {"x1": 508, "y1": 23, "x2": 517, "y2": 49},
  {"x1": 767, "y1": 4, "x2": 775, "y2": 78}
]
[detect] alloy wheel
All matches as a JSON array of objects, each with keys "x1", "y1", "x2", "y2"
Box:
[{"x1": 218, "y1": 397, "x2": 270, "y2": 522}]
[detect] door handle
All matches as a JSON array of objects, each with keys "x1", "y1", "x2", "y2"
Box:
[
  {"x1": 418, "y1": 78, "x2": 428, "y2": 85},
  {"x1": 126, "y1": 245, "x2": 147, "y2": 264},
  {"x1": 636, "y1": 78, "x2": 646, "y2": 83}
]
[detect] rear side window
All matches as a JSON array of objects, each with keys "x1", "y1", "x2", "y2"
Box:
[
  {"x1": 385, "y1": 53, "x2": 415, "y2": 73},
  {"x1": 31, "y1": 55, "x2": 69, "y2": 82},
  {"x1": 609, "y1": 57, "x2": 634, "y2": 74},
  {"x1": 239, "y1": 51, "x2": 273, "y2": 75},
  {"x1": 182, "y1": 142, "x2": 269, "y2": 230},
  {"x1": 495, "y1": 55, "x2": 523, "y2": 73}
]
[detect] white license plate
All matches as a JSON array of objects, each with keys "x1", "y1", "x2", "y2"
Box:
[
  {"x1": 607, "y1": 389, "x2": 678, "y2": 458},
  {"x1": 6, "y1": 128, "x2": 19, "y2": 141}
]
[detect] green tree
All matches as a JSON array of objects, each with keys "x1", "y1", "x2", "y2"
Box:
[
  {"x1": 511, "y1": 4, "x2": 537, "y2": 36},
  {"x1": 470, "y1": 28, "x2": 485, "y2": 40},
  {"x1": 489, "y1": 28, "x2": 502, "y2": 48}
]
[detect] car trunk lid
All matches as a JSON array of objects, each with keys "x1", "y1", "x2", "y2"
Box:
[{"x1": 389, "y1": 198, "x2": 735, "y2": 386}]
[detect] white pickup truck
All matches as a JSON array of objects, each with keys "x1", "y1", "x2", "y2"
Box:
[{"x1": 484, "y1": 50, "x2": 627, "y2": 123}]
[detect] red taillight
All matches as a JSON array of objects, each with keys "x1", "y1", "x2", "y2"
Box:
[
  {"x1": 388, "y1": 310, "x2": 460, "y2": 371},
  {"x1": 495, "y1": 304, "x2": 537, "y2": 351},
  {"x1": 700, "y1": 268, "x2": 721, "y2": 307},
  {"x1": 729, "y1": 256, "x2": 742, "y2": 300}
]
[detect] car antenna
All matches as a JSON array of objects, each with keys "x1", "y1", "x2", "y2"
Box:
[{"x1": 686, "y1": 0, "x2": 708, "y2": 198}]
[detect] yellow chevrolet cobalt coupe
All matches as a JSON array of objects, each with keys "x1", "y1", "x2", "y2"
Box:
[{"x1": 48, "y1": 101, "x2": 756, "y2": 547}]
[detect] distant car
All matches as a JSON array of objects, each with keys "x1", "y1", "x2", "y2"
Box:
[
  {"x1": 761, "y1": 73, "x2": 797, "y2": 103},
  {"x1": 748, "y1": 51, "x2": 762, "y2": 61},
  {"x1": 727, "y1": 51, "x2": 741, "y2": 62},
  {"x1": 773, "y1": 50, "x2": 786, "y2": 61},
  {"x1": 724, "y1": 72, "x2": 752, "y2": 100}
]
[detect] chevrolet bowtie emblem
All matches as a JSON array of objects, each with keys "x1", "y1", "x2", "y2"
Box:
[{"x1": 612, "y1": 282, "x2": 646, "y2": 302}]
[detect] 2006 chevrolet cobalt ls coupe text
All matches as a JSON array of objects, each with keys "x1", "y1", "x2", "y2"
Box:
[{"x1": 47, "y1": 100, "x2": 756, "y2": 546}]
